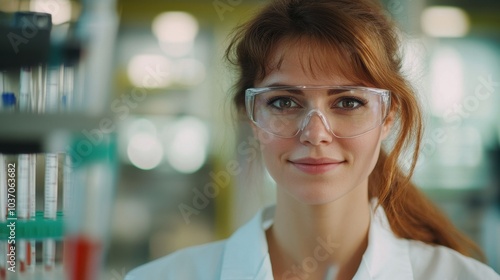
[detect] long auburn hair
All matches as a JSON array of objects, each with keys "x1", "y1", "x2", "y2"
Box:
[{"x1": 225, "y1": 0, "x2": 484, "y2": 260}]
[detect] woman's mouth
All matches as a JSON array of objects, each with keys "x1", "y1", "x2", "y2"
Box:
[{"x1": 288, "y1": 157, "x2": 345, "y2": 175}]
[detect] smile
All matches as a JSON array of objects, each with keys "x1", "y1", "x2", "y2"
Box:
[{"x1": 289, "y1": 158, "x2": 345, "y2": 175}]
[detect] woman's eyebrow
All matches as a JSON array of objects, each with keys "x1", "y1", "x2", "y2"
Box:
[
  {"x1": 263, "y1": 83, "x2": 362, "y2": 95},
  {"x1": 327, "y1": 88, "x2": 353, "y2": 95},
  {"x1": 263, "y1": 83, "x2": 305, "y2": 95},
  {"x1": 264, "y1": 82, "x2": 292, "y2": 87}
]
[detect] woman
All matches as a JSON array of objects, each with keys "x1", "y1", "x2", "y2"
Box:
[{"x1": 126, "y1": 0, "x2": 500, "y2": 279}]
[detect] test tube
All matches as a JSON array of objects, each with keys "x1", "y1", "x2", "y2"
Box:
[
  {"x1": 43, "y1": 64, "x2": 60, "y2": 273},
  {"x1": 0, "y1": 71, "x2": 3, "y2": 93},
  {"x1": 20, "y1": 66, "x2": 38, "y2": 272},
  {"x1": 0, "y1": 154, "x2": 6, "y2": 220},
  {"x1": 30, "y1": 67, "x2": 39, "y2": 113},
  {"x1": 20, "y1": 67, "x2": 30, "y2": 273},
  {"x1": 1, "y1": 71, "x2": 16, "y2": 112},
  {"x1": 62, "y1": 153, "x2": 73, "y2": 276},
  {"x1": 0, "y1": 71, "x2": 4, "y2": 108},
  {"x1": 46, "y1": 67, "x2": 60, "y2": 113},
  {"x1": 0, "y1": 154, "x2": 7, "y2": 279},
  {"x1": 19, "y1": 67, "x2": 31, "y2": 112},
  {"x1": 1, "y1": 93, "x2": 16, "y2": 112},
  {"x1": 37, "y1": 65, "x2": 46, "y2": 113},
  {"x1": 65, "y1": 162, "x2": 111, "y2": 280},
  {"x1": 43, "y1": 153, "x2": 58, "y2": 271},
  {"x1": 29, "y1": 154, "x2": 37, "y2": 272},
  {"x1": 62, "y1": 66, "x2": 74, "y2": 112},
  {"x1": 63, "y1": 155, "x2": 73, "y2": 216},
  {"x1": 18, "y1": 154, "x2": 30, "y2": 272}
]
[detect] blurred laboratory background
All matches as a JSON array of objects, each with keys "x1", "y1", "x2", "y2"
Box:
[{"x1": 0, "y1": 0, "x2": 499, "y2": 278}]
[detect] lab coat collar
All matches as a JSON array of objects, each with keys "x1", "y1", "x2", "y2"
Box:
[
  {"x1": 354, "y1": 202, "x2": 414, "y2": 279},
  {"x1": 221, "y1": 205, "x2": 275, "y2": 280},
  {"x1": 220, "y1": 201, "x2": 414, "y2": 279}
]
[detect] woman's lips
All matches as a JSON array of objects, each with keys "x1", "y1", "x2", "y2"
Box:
[{"x1": 289, "y1": 158, "x2": 344, "y2": 174}]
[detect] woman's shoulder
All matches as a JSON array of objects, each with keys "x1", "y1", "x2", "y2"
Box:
[
  {"x1": 125, "y1": 207, "x2": 272, "y2": 280},
  {"x1": 125, "y1": 240, "x2": 227, "y2": 280},
  {"x1": 406, "y1": 239, "x2": 500, "y2": 279}
]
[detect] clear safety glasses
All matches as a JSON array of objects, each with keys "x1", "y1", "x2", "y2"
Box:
[{"x1": 245, "y1": 86, "x2": 391, "y2": 138}]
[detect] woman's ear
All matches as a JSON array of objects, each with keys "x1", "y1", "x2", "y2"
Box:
[{"x1": 381, "y1": 110, "x2": 395, "y2": 140}]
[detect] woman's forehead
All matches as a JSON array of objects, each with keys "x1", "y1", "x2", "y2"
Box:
[
  {"x1": 260, "y1": 38, "x2": 364, "y2": 86},
  {"x1": 257, "y1": 66, "x2": 354, "y2": 87}
]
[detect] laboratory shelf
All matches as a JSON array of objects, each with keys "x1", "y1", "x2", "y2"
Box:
[
  {"x1": 0, "y1": 5, "x2": 118, "y2": 279},
  {"x1": 0, "y1": 112, "x2": 113, "y2": 154}
]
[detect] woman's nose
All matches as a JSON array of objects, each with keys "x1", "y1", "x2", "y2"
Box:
[{"x1": 299, "y1": 110, "x2": 334, "y2": 145}]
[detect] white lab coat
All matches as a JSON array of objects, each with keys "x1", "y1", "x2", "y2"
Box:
[{"x1": 126, "y1": 201, "x2": 500, "y2": 279}]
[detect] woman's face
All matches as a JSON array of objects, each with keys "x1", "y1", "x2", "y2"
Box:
[{"x1": 252, "y1": 42, "x2": 392, "y2": 205}]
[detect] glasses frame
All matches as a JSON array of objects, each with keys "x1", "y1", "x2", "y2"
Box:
[{"x1": 245, "y1": 85, "x2": 392, "y2": 138}]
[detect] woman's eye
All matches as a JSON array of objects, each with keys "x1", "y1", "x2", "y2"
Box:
[
  {"x1": 336, "y1": 98, "x2": 362, "y2": 109},
  {"x1": 270, "y1": 98, "x2": 297, "y2": 109}
]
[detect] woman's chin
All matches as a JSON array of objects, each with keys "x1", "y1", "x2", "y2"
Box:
[{"x1": 286, "y1": 186, "x2": 347, "y2": 206}]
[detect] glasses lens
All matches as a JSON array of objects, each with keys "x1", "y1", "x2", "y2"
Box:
[{"x1": 250, "y1": 88, "x2": 387, "y2": 138}]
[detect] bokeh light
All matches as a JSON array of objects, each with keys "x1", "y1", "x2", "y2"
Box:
[
  {"x1": 127, "y1": 129, "x2": 163, "y2": 170},
  {"x1": 152, "y1": 11, "x2": 198, "y2": 57},
  {"x1": 127, "y1": 54, "x2": 171, "y2": 88},
  {"x1": 30, "y1": 0, "x2": 72, "y2": 25},
  {"x1": 421, "y1": 6, "x2": 469, "y2": 37},
  {"x1": 166, "y1": 117, "x2": 209, "y2": 174}
]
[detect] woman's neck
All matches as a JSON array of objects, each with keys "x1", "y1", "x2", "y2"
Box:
[{"x1": 266, "y1": 185, "x2": 371, "y2": 280}]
